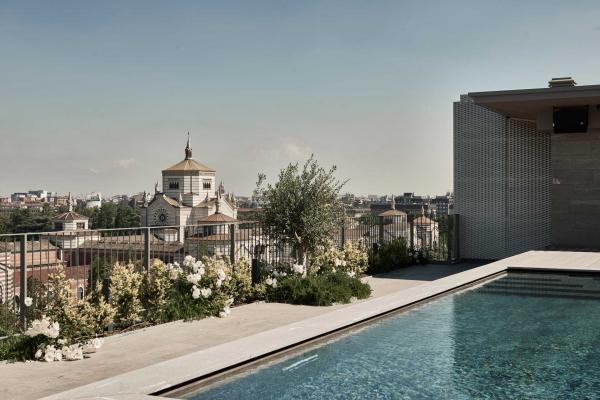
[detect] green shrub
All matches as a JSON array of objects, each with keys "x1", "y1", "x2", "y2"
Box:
[
  {"x1": 368, "y1": 237, "x2": 413, "y2": 274},
  {"x1": 0, "y1": 303, "x2": 19, "y2": 337},
  {"x1": 265, "y1": 271, "x2": 371, "y2": 306},
  {"x1": 109, "y1": 262, "x2": 143, "y2": 326}
]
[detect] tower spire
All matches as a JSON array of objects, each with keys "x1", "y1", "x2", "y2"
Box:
[
  {"x1": 391, "y1": 194, "x2": 396, "y2": 210},
  {"x1": 185, "y1": 132, "x2": 192, "y2": 159},
  {"x1": 68, "y1": 192, "x2": 73, "y2": 212}
]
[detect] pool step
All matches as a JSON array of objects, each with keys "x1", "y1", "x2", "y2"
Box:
[{"x1": 479, "y1": 274, "x2": 600, "y2": 300}]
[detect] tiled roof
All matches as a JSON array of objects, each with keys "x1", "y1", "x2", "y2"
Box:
[
  {"x1": 199, "y1": 212, "x2": 237, "y2": 224},
  {"x1": 54, "y1": 211, "x2": 89, "y2": 221},
  {"x1": 413, "y1": 216, "x2": 434, "y2": 224},
  {"x1": 379, "y1": 209, "x2": 407, "y2": 217},
  {"x1": 163, "y1": 158, "x2": 214, "y2": 172}
]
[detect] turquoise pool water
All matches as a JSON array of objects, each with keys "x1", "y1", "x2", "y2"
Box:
[{"x1": 181, "y1": 272, "x2": 600, "y2": 399}]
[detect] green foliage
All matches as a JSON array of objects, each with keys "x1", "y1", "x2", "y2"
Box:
[
  {"x1": 4, "y1": 207, "x2": 56, "y2": 233},
  {"x1": 255, "y1": 155, "x2": 346, "y2": 264},
  {"x1": 368, "y1": 237, "x2": 413, "y2": 274},
  {"x1": 265, "y1": 271, "x2": 371, "y2": 306},
  {"x1": 109, "y1": 262, "x2": 143, "y2": 326},
  {"x1": 76, "y1": 202, "x2": 140, "y2": 229},
  {"x1": 140, "y1": 261, "x2": 171, "y2": 322},
  {"x1": 225, "y1": 258, "x2": 258, "y2": 304},
  {"x1": 0, "y1": 303, "x2": 19, "y2": 337},
  {"x1": 0, "y1": 334, "x2": 39, "y2": 362},
  {"x1": 45, "y1": 265, "x2": 115, "y2": 340}
]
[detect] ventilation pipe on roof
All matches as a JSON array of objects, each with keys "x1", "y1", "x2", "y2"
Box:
[{"x1": 548, "y1": 77, "x2": 576, "y2": 88}]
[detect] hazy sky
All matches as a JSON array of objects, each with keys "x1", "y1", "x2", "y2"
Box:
[{"x1": 2, "y1": 1, "x2": 600, "y2": 197}]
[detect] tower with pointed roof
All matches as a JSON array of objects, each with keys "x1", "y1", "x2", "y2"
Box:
[{"x1": 142, "y1": 134, "x2": 237, "y2": 232}]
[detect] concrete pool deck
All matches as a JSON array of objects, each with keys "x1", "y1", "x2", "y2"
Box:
[
  {"x1": 7, "y1": 250, "x2": 600, "y2": 400},
  {"x1": 0, "y1": 262, "x2": 477, "y2": 400}
]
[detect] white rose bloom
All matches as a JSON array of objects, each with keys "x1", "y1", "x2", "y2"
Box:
[
  {"x1": 191, "y1": 285, "x2": 201, "y2": 299},
  {"x1": 265, "y1": 278, "x2": 273, "y2": 286},
  {"x1": 58, "y1": 338, "x2": 67, "y2": 345},
  {"x1": 92, "y1": 338, "x2": 104, "y2": 349},
  {"x1": 44, "y1": 349, "x2": 55, "y2": 363},
  {"x1": 200, "y1": 288, "x2": 212, "y2": 298},
  {"x1": 347, "y1": 271, "x2": 356, "y2": 278},
  {"x1": 215, "y1": 279, "x2": 223, "y2": 288},
  {"x1": 48, "y1": 322, "x2": 60, "y2": 339},
  {"x1": 217, "y1": 269, "x2": 226, "y2": 281},
  {"x1": 341, "y1": 260, "x2": 347, "y2": 267},
  {"x1": 292, "y1": 264, "x2": 305, "y2": 275},
  {"x1": 186, "y1": 273, "x2": 201, "y2": 285},
  {"x1": 334, "y1": 259, "x2": 342, "y2": 267},
  {"x1": 219, "y1": 306, "x2": 231, "y2": 318},
  {"x1": 34, "y1": 349, "x2": 43, "y2": 359},
  {"x1": 198, "y1": 266, "x2": 205, "y2": 276},
  {"x1": 24, "y1": 297, "x2": 33, "y2": 307},
  {"x1": 169, "y1": 268, "x2": 180, "y2": 280},
  {"x1": 272, "y1": 279, "x2": 278, "y2": 289},
  {"x1": 54, "y1": 349, "x2": 63, "y2": 361},
  {"x1": 183, "y1": 255, "x2": 194, "y2": 265}
]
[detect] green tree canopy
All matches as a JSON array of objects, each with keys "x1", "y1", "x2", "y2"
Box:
[{"x1": 255, "y1": 155, "x2": 346, "y2": 266}]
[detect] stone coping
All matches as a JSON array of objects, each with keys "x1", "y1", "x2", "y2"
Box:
[{"x1": 41, "y1": 250, "x2": 600, "y2": 400}]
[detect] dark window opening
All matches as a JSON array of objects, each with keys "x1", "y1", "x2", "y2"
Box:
[
  {"x1": 76, "y1": 222, "x2": 85, "y2": 230},
  {"x1": 169, "y1": 180, "x2": 179, "y2": 190},
  {"x1": 203, "y1": 180, "x2": 211, "y2": 190},
  {"x1": 553, "y1": 106, "x2": 588, "y2": 133}
]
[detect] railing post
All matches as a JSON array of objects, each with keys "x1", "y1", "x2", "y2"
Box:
[
  {"x1": 143, "y1": 227, "x2": 151, "y2": 270},
  {"x1": 251, "y1": 258, "x2": 260, "y2": 285},
  {"x1": 102, "y1": 277, "x2": 113, "y2": 333},
  {"x1": 409, "y1": 218, "x2": 415, "y2": 249},
  {"x1": 378, "y1": 216, "x2": 384, "y2": 245},
  {"x1": 19, "y1": 234, "x2": 27, "y2": 329},
  {"x1": 229, "y1": 223, "x2": 236, "y2": 268},
  {"x1": 340, "y1": 221, "x2": 346, "y2": 248},
  {"x1": 449, "y1": 214, "x2": 460, "y2": 262}
]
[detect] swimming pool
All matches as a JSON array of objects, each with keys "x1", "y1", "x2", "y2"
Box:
[{"x1": 176, "y1": 271, "x2": 600, "y2": 399}]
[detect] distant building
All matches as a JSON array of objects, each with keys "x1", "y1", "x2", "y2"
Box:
[
  {"x1": 141, "y1": 135, "x2": 237, "y2": 241},
  {"x1": 85, "y1": 192, "x2": 102, "y2": 209}
]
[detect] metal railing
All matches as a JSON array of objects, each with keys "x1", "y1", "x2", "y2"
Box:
[{"x1": 0, "y1": 214, "x2": 458, "y2": 329}]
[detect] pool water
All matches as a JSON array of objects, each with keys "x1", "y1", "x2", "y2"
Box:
[{"x1": 181, "y1": 272, "x2": 600, "y2": 399}]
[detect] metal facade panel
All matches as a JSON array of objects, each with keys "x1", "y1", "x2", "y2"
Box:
[{"x1": 454, "y1": 96, "x2": 551, "y2": 259}]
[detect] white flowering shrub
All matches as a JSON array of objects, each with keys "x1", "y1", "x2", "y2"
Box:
[
  {"x1": 161, "y1": 255, "x2": 235, "y2": 321},
  {"x1": 109, "y1": 262, "x2": 143, "y2": 326},
  {"x1": 308, "y1": 239, "x2": 369, "y2": 277},
  {"x1": 4, "y1": 315, "x2": 106, "y2": 362},
  {"x1": 140, "y1": 260, "x2": 171, "y2": 322}
]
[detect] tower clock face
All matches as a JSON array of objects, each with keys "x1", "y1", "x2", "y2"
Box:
[{"x1": 153, "y1": 207, "x2": 169, "y2": 225}]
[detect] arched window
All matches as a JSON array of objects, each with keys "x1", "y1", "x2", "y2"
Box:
[{"x1": 77, "y1": 287, "x2": 85, "y2": 301}]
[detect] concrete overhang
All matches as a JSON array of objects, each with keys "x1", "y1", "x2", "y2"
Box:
[{"x1": 468, "y1": 84, "x2": 600, "y2": 120}]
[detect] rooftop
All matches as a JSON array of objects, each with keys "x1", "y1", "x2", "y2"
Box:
[{"x1": 468, "y1": 80, "x2": 600, "y2": 120}]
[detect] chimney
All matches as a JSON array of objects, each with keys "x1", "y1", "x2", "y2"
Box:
[{"x1": 548, "y1": 77, "x2": 576, "y2": 88}]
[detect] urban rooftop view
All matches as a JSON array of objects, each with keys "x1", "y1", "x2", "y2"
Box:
[{"x1": 1, "y1": 1, "x2": 600, "y2": 400}]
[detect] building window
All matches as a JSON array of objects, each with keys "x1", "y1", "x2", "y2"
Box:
[
  {"x1": 169, "y1": 180, "x2": 179, "y2": 190},
  {"x1": 203, "y1": 179, "x2": 211, "y2": 190},
  {"x1": 54, "y1": 222, "x2": 63, "y2": 231},
  {"x1": 77, "y1": 287, "x2": 85, "y2": 301},
  {"x1": 76, "y1": 222, "x2": 85, "y2": 230}
]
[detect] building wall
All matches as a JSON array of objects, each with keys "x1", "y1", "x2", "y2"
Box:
[
  {"x1": 551, "y1": 132, "x2": 600, "y2": 247},
  {"x1": 454, "y1": 95, "x2": 551, "y2": 259}
]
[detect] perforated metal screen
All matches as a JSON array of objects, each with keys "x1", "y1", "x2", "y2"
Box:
[{"x1": 454, "y1": 95, "x2": 551, "y2": 259}]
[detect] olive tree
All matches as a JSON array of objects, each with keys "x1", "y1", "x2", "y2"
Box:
[{"x1": 255, "y1": 155, "x2": 346, "y2": 267}]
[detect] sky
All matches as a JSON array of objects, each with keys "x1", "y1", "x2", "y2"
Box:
[{"x1": 2, "y1": 0, "x2": 600, "y2": 198}]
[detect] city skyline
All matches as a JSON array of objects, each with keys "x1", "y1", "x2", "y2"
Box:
[{"x1": 2, "y1": 1, "x2": 600, "y2": 196}]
